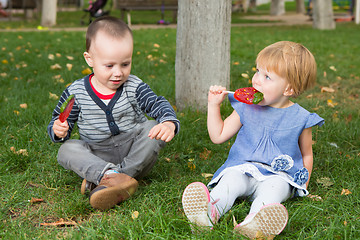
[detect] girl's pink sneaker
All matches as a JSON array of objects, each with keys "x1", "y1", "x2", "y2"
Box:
[
  {"x1": 234, "y1": 203, "x2": 288, "y2": 239},
  {"x1": 182, "y1": 182, "x2": 218, "y2": 228}
]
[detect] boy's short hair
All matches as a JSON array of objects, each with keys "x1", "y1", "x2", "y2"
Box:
[
  {"x1": 256, "y1": 41, "x2": 317, "y2": 97},
  {"x1": 86, "y1": 16, "x2": 133, "y2": 52}
]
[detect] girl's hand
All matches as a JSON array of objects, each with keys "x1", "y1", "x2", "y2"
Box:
[
  {"x1": 208, "y1": 85, "x2": 228, "y2": 105},
  {"x1": 53, "y1": 119, "x2": 69, "y2": 139}
]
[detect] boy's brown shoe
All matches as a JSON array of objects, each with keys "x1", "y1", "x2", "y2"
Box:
[
  {"x1": 89, "y1": 173, "x2": 138, "y2": 210},
  {"x1": 80, "y1": 179, "x2": 97, "y2": 195}
]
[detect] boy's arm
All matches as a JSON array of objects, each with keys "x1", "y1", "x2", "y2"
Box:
[
  {"x1": 47, "y1": 89, "x2": 79, "y2": 142},
  {"x1": 207, "y1": 86, "x2": 242, "y2": 144},
  {"x1": 299, "y1": 127, "x2": 314, "y2": 188},
  {"x1": 136, "y1": 82, "x2": 180, "y2": 134}
]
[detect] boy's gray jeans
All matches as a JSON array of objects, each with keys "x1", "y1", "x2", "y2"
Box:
[{"x1": 57, "y1": 120, "x2": 166, "y2": 185}]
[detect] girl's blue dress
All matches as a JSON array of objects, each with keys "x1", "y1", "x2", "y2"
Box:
[{"x1": 208, "y1": 93, "x2": 324, "y2": 197}]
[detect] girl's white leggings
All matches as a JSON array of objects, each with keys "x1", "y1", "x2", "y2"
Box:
[{"x1": 209, "y1": 168, "x2": 292, "y2": 217}]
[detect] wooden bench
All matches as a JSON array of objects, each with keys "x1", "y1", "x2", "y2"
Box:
[
  {"x1": 5, "y1": 0, "x2": 39, "y2": 19},
  {"x1": 115, "y1": 0, "x2": 178, "y2": 26}
]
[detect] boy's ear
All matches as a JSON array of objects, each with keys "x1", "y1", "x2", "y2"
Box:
[
  {"x1": 83, "y1": 52, "x2": 93, "y2": 67},
  {"x1": 284, "y1": 85, "x2": 294, "y2": 97}
]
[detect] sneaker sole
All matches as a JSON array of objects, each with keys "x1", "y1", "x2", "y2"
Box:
[
  {"x1": 182, "y1": 182, "x2": 211, "y2": 227},
  {"x1": 89, "y1": 179, "x2": 138, "y2": 210},
  {"x1": 234, "y1": 203, "x2": 288, "y2": 239}
]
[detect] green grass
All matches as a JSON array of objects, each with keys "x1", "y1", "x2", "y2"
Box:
[{"x1": 1, "y1": 21, "x2": 360, "y2": 239}]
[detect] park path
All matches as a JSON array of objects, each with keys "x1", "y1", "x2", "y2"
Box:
[{"x1": 0, "y1": 13, "x2": 312, "y2": 32}]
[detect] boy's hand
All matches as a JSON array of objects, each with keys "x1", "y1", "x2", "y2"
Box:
[
  {"x1": 208, "y1": 85, "x2": 228, "y2": 105},
  {"x1": 53, "y1": 119, "x2": 69, "y2": 139},
  {"x1": 148, "y1": 121, "x2": 176, "y2": 142}
]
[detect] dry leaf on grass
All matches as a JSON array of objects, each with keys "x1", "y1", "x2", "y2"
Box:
[
  {"x1": 66, "y1": 63, "x2": 73, "y2": 71},
  {"x1": 131, "y1": 211, "x2": 139, "y2": 219},
  {"x1": 40, "y1": 218, "x2": 77, "y2": 227},
  {"x1": 10, "y1": 147, "x2": 28, "y2": 156},
  {"x1": 81, "y1": 67, "x2": 92, "y2": 75},
  {"x1": 241, "y1": 73, "x2": 249, "y2": 79},
  {"x1": 321, "y1": 87, "x2": 335, "y2": 93},
  {"x1": 49, "y1": 92, "x2": 59, "y2": 100},
  {"x1": 316, "y1": 177, "x2": 334, "y2": 188},
  {"x1": 50, "y1": 63, "x2": 62, "y2": 70},
  {"x1": 29, "y1": 197, "x2": 44, "y2": 204},
  {"x1": 201, "y1": 173, "x2": 214, "y2": 179},
  {"x1": 341, "y1": 189, "x2": 352, "y2": 195},
  {"x1": 307, "y1": 194, "x2": 323, "y2": 201},
  {"x1": 20, "y1": 103, "x2": 28, "y2": 109}
]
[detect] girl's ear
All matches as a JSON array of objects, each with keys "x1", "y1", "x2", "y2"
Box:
[
  {"x1": 83, "y1": 52, "x2": 93, "y2": 67},
  {"x1": 284, "y1": 85, "x2": 294, "y2": 97}
]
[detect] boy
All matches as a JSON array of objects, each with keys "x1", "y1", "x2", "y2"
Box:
[{"x1": 48, "y1": 16, "x2": 180, "y2": 210}]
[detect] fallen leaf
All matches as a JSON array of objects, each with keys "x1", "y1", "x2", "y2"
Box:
[
  {"x1": 153, "y1": 43, "x2": 160, "y2": 48},
  {"x1": 10, "y1": 147, "x2": 28, "y2": 156},
  {"x1": 201, "y1": 173, "x2": 214, "y2": 179},
  {"x1": 199, "y1": 148, "x2": 211, "y2": 160},
  {"x1": 233, "y1": 61, "x2": 239, "y2": 65},
  {"x1": 49, "y1": 92, "x2": 59, "y2": 100},
  {"x1": 187, "y1": 159, "x2": 196, "y2": 171},
  {"x1": 307, "y1": 194, "x2": 323, "y2": 201},
  {"x1": 344, "y1": 221, "x2": 347, "y2": 226},
  {"x1": 13, "y1": 110, "x2": 20, "y2": 115},
  {"x1": 241, "y1": 73, "x2": 249, "y2": 79},
  {"x1": 29, "y1": 197, "x2": 44, "y2": 203},
  {"x1": 66, "y1": 55, "x2": 74, "y2": 60},
  {"x1": 20, "y1": 103, "x2": 28, "y2": 109},
  {"x1": 341, "y1": 189, "x2": 352, "y2": 195},
  {"x1": 81, "y1": 67, "x2": 92, "y2": 75},
  {"x1": 316, "y1": 177, "x2": 334, "y2": 188},
  {"x1": 66, "y1": 63, "x2": 73, "y2": 71},
  {"x1": 1, "y1": 59, "x2": 8, "y2": 64},
  {"x1": 40, "y1": 218, "x2": 77, "y2": 227},
  {"x1": 329, "y1": 66, "x2": 337, "y2": 71},
  {"x1": 48, "y1": 54, "x2": 55, "y2": 60},
  {"x1": 50, "y1": 63, "x2": 62, "y2": 70},
  {"x1": 164, "y1": 157, "x2": 171, "y2": 162},
  {"x1": 321, "y1": 87, "x2": 335, "y2": 93},
  {"x1": 131, "y1": 211, "x2": 139, "y2": 219},
  {"x1": 55, "y1": 53, "x2": 61, "y2": 58},
  {"x1": 0, "y1": 72, "x2": 7, "y2": 77},
  {"x1": 327, "y1": 99, "x2": 337, "y2": 108}
]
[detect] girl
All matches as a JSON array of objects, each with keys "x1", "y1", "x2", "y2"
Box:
[{"x1": 182, "y1": 41, "x2": 324, "y2": 239}]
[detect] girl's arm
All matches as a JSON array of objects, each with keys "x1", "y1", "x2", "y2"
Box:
[
  {"x1": 299, "y1": 127, "x2": 313, "y2": 188},
  {"x1": 207, "y1": 86, "x2": 242, "y2": 144}
]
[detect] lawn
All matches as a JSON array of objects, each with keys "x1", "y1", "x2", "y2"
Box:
[{"x1": 0, "y1": 16, "x2": 360, "y2": 240}]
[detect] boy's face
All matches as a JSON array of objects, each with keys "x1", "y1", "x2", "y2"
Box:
[
  {"x1": 252, "y1": 65, "x2": 293, "y2": 108},
  {"x1": 84, "y1": 30, "x2": 133, "y2": 94}
]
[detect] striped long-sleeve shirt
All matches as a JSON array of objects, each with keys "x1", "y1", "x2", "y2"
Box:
[{"x1": 47, "y1": 74, "x2": 180, "y2": 143}]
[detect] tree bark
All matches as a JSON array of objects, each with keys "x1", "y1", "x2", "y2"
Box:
[
  {"x1": 313, "y1": 0, "x2": 335, "y2": 29},
  {"x1": 270, "y1": 0, "x2": 285, "y2": 16},
  {"x1": 175, "y1": 0, "x2": 232, "y2": 111},
  {"x1": 41, "y1": 0, "x2": 58, "y2": 27},
  {"x1": 296, "y1": 0, "x2": 306, "y2": 14}
]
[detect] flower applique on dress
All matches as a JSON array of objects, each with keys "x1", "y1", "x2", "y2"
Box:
[
  {"x1": 293, "y1": 168, "x2": 309, "y2": 186},
  {"x1": 271, "y1": 155, "x2": 294, "y2": 172}
]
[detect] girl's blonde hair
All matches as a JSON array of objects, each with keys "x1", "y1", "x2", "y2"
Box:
[{"x1": 256, "y1": 41, "x2": 317, "y2": 97}]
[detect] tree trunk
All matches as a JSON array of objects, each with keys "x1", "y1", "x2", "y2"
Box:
[
  {"x1": 313, "y1": 0, "x2": 335, "y2": 29},
  {"x1": 296, "y1": 0, "x2": 306, "y2": 14},
  {"x1": 41, "y1": 0, "x2": 57, "y2": 27},
  {"x1": 175, "y1": 0, "x2": 232, "y2": 111},
  {"x1": 270, "y1": 0, "x2": 285, "y2": 16}
]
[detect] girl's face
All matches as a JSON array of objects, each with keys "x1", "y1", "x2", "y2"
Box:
[
  {"x1": 252, "y1": 65, "x2": 293, "y2": 108},
  {"x1": 84, "y1": 31, "x2": 133, "y2": 95}
]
